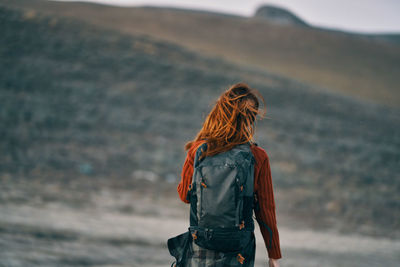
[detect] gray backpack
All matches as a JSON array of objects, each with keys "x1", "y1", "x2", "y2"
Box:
[{"x1": 187, "y1": 142, "x2": 255, "y2": 253}]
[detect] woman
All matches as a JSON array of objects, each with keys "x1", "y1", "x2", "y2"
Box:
[{"x1": 174, "y1": 83, "x2": 281, "y2": 267}]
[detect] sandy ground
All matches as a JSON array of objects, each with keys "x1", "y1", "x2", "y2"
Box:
[{"x1": 0, "y1": 189, "x2": 399, "y2": 267}]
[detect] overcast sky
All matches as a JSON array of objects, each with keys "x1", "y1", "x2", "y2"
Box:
[{"x1": 55, "y1": 0, "x2": 400, "y2": 33}]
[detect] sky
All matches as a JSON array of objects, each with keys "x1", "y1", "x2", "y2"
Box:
[{"x1": 54, "y1": 0, "x2": 400, "y2": 33}]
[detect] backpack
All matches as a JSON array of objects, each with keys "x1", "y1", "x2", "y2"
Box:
[{"x1": 186, "y1": 142, "x2": 255, "y2": 253}]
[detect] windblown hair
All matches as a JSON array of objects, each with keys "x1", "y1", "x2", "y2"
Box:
[{"x1": 185, "y1": 82, "x2": 266, "y2": 158}]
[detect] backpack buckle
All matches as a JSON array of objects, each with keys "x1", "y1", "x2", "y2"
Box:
[
  {"x1": 191, "y1": 230, "x2": 198, "y2": 240},
  {"x1": 237, "y1": 253, "x2": 245, "y2": 264}
]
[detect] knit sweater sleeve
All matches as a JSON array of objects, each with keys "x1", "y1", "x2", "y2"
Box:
[{"x1": 252, "y1": 146, "x2": 282, "y2": 259}]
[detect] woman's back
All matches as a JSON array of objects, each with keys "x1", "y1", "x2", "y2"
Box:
[{"x1": 168, "y1": 83, "x2": 281, "y2": 267}]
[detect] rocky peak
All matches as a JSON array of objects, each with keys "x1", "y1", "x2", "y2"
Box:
[{"x1": 254, "y1": 5, "x2": 309, "y2": 27}]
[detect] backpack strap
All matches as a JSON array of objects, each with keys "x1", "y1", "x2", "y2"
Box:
[
  {"x1": 187, "y1": 142, "x2": 208, "y2": 225},
  {"x1": 193, "y1": 142, "x2": 208, "y2": 168},
  {"x1": 186, "y1": 142, "x2": 207, "y2": 201},
  {"x1": 253, "y1": 195, "x2": 273, "y2": 248}
]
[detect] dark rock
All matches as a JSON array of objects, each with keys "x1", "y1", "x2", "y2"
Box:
[{"x1": 254, "y1": 5, "x2": 309, "y2": 27}]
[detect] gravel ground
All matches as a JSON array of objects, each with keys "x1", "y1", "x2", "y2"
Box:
[{"x1": 1, "y1": 189, "x2": 399, "y2": 267}]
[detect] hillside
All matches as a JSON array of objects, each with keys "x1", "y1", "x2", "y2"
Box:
[
  {"x1": 1, "y1": 0, "x2": 400, "y2": 108},
  {"x1": 1, "y1": 2, "x2": 400, "y2": 241}
]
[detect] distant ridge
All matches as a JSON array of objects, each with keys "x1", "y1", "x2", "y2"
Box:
[
  {"x1": 1, "y1": 0, "x2": 399, "y2": 107},
  {"x1": 254, "y1": 5, "x2": 309, "y2": 27}
]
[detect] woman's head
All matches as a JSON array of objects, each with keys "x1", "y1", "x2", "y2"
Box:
[{"x1": 185, "y1": 82, "x2": 266, "y2": 158}]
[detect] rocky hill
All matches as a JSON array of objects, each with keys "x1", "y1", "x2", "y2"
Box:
[
  {"x1": 254, "y1": 5, "x2": 309, "y2": 27},
  {"x1": 1, "y1": 0, "x2": 400, "y2": 107},
  {"x1": 1, "y1": 3, "x2": 399, "y2": 240}
]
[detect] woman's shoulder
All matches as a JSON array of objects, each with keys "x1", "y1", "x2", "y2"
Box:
[
  {"x1": 187, "y1": 140, "x2": 268, "y2": 161},
  {"x1": 250, "y1": 143, "x2": 269, "y2": 162}
]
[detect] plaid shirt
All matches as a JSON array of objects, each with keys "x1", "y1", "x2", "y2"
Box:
[{"x1": 168, "y1": 231, "x2": 256, "y2": 267}]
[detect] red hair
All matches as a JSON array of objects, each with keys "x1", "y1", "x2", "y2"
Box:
[{"x1": 185, "y1": 82, "x2": 266, "y2": 158}]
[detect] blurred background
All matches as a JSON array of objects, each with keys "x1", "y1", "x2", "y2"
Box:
[{"x1": 0, "y1": 0, "x2": 399, "y2": 266}]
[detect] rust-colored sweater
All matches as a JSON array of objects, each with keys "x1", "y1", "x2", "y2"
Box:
[{"x1": 177, "y1": 140, "x2": 282, "y2": 259}]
